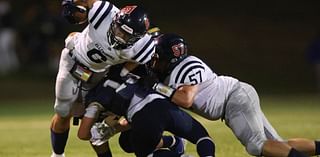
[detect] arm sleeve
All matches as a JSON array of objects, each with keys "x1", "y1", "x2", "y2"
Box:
[{"x1": 121, "y1": 34, "x2": 155, "y2": 64}]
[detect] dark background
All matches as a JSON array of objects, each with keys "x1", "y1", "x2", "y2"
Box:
[{"x1": 1, "y1": 0, "x2": 320, "y2": 101}]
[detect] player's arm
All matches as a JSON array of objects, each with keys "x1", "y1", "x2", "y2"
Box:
[
  {"x1": 78, "y1": 102, "x2": 104, "y2": 140},
  {"x1": 78, "y1": 102, "x2": 130, "y2": 141},
  {"x1": 120, "y1": 26, "x2": 160, "y2": 75},
  {"x1": 103, "y1": 113, "x2": 130, "y2": 132},
  {"x1": 120, "y1": 62, "x2": 139, "y2": 77},
  {"x1": 152, "y1": 83, "x2": 198, "y2": 108},
  {"x1": 171, "y1": 85, "x2": 198, "y2": 108}
]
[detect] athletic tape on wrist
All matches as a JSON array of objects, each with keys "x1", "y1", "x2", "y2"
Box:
[{"x1": 153, "y1": 83, "x2": 175, "y2": 98}]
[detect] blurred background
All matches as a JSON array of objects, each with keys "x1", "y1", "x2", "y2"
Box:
[
  {"x1": 0, "y1": 0, "x2": 320, "y2": 101},
  {"x1": 0, "y1": 1, "x2": 319, "y2": 156}
]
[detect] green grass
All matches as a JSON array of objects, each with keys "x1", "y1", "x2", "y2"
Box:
[{"x1": 0, "y1": 94, "x2": 319, "y2": 157}]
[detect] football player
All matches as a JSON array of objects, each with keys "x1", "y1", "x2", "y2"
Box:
[
  {"x1": 146, "y1": 33, "x2": 320, "y2": 157},
  {"x1": 77, "y1": 64, "x2": 187, "y2": 157},
  {"x1": 50, "y1": 0, "x2": 155, "y2": 157},
  {"x1": 78, "y1": 64, "x2": 215, "y2": 157}
]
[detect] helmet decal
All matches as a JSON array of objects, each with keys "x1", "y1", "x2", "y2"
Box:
[
  {"x1": 121, "y1": 5, "x2": 137, "y2": 14},
  {"x1": 121, "y1": 24, "x2": 134, "y2": 34},
  {"x1": 171, "y1": 43, "x2": 185, "y2": 57}
]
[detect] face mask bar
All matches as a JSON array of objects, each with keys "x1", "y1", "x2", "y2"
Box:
[
  {"x1": 149, "y1": 53, "x2": 159, "y2": 69},
  {"x1": 107, "y1": 21, "x2": 143, "y2": 49}
]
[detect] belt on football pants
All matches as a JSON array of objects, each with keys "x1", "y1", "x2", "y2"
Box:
[{"x1": 68, "y1": 50, "x2": 94, "y2": 83}]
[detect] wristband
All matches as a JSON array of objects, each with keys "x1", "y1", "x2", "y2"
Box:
[{"x1": 153, "y1": 83, "x2": 175, "y2": 98}]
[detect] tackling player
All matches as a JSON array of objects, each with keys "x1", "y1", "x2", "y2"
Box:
[
  {"x1": 50, "y1": 1, "x2": 155, "y2": 157},
  {"x1": 145, "y1": 33, "x2": 320, "y2": 157}
]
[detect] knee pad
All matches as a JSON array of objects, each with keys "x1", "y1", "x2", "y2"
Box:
[
  {"x1": 54, "y1": 98, "x2": 74, "y2": 117},
  {"x1": 246, "y1": 141, "x2": 264, "y2": 156}
]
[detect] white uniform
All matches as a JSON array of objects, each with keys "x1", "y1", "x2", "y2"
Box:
[
  {"x1": 164, "y1": 55, "x2": 282, "y2": 156},
  {"x1": 54, "y1": 1, "x2": 155, "y2": 117}
]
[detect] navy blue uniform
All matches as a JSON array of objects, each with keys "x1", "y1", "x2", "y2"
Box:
[{"x1": 85, "y1": 66, "x2": 215, "y2": 157}]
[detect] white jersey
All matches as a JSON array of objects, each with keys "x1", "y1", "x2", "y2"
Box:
[
  {"x1": 54, "y1": 1, "x2": 154, "y2": 117},
  {"x1": 165, "y1": 55, "x2": 239, "y2": 120},
  {"x1": 164, "y1": 55, "x2": 283, "y2": 155},
  {"x1": 66, "y1": 1, "x2": 155, "y2": 72}
]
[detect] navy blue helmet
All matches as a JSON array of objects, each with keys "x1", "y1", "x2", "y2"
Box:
[
  {"x1": 151, "y1": 33, "x2": 188, "y2": 69},
  {"x1": 108, "y1": 5, "x2": 150, "y2": 49}
]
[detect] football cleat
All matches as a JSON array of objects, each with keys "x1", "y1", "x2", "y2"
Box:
[{"x1": 50, "y1": 152, "x2": 65, "y2": 157}]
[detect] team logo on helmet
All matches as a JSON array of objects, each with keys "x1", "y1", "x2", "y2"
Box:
[
  {"x1": 171, "y1": 43, "x2": 185, "y2": 57},
  {"x1": 120, "y1": 5, "x2": 137, "y2": 14}
]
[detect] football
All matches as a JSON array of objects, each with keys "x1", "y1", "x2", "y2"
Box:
[{"x1": 73, "y1": 0, "x2": 88, "y2": 24}]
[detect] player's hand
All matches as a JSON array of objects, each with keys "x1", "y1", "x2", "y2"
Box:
[{"x1": 90, "y1": 121, "x2": 118, "y2": 146}]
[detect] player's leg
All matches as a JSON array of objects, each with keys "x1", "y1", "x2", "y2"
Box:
[
  {"x1": 162, "y1": 100, "x2": 215, "y2": 157},
  {"x1": 50, "y1": 114, "x2": 72, "y2": 157},
  {"x1": 130, "y1": 110, "x2": 176, "y2": 157},
  {"x1": 50, "y1": 48, "x2": 78, "y2": 157},
  {"x1": 260, "y1": 110, "x2": 283, "y2": 141},
  {"x1": 119, "y1": 130, "x2": 184, "y2": 157},
  {"x1": 119, "y1": 130, "x2": 135, "y2": 153},
  {"x1": 161, "y1": 135, "x2": 186, "y2": 155},
  {"x1": 225, "y1": 82, "x2": 308, "y2": 157},
  {"x1": 90, "y1": 141, "x2": 112, "y2": 157},
  {"x1": 119, "y1": 129, "x2": 186, "y2": 156},
  {"x1": 129, "y1": 99, "x2": 192, "y2": 157},
  {"x1": 258, "y1": 89, "x2": 320, "y2": 156},
  {"x1": 287, "y1": 138, "x2": 320, "y2": 156},
  {"x1": 130, "y1": 99, "x2": 215, "y2": 157},
  {"x1": 77, "y1": 101, "x2": 114, "y2": 157}
]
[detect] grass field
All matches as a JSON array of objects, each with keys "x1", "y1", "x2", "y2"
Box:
[{"x1": 0, "y1": 94, "x2": 319, "y2": 157}]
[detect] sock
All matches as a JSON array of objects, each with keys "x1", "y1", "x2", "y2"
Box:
[
  {"x1": 162, "y1": 135, "x2": 185, "y2": 155},
  {"x1": 97, "y1": 151, "x2": 112, "y2": 157},
  {"x1": 51, "y1": 129, "x2": 69, "y2": 155},
  {"x1": 315, "y1": 140, "x2": 320, "y2": 155},
  {"x1": 196, "y1": 137, "x2": 215, "y2": 157},
  {"x1": 288, "y1": 148, "x2": 308, "y2": 157}
]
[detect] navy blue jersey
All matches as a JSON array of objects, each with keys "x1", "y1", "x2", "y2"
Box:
[
  {"x1": 85, "y1": 71, "x2": 155, "y2": 117},
  {"x1": 85, "y1": 66, "x2": 214, "y2": 157}
]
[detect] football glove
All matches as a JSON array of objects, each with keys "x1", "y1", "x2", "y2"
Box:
[{"x1": 90, "y1": 121, "x2": 117, "y2": 146}]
